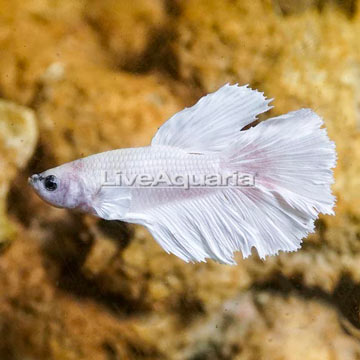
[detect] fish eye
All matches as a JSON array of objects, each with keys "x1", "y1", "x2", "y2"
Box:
[{"x1": 44, "y1": 175, "x2": 58, "y2": 192}]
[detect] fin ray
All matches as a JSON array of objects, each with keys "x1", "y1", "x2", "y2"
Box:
[
  {"x1": 92, "y1": 187, "x2": 131, "y2": 220},
  {"x1": 151, "y1": 83, "x2": 272, "y2": 152}
]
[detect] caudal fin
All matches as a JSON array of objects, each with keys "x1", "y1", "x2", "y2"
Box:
[{"x1": 220, "y1": 108, "x2": 336, "y2": 259}]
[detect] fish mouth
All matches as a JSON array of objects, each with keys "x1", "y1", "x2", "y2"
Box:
[
  {"x1": 28, "y1": 174, "x2": 37, "y2": 186},
  {"x1": 28, "y1": 174, "x2": 43, "y2": 187}
]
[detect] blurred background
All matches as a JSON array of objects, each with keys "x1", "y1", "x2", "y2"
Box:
[{"x1": 0, "y1": 0, "x2": 359, "y2": 359}]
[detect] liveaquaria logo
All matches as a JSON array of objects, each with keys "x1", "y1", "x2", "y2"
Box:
[{"x1": 101, "y1": 170, "x2": 256, "y2": 190}]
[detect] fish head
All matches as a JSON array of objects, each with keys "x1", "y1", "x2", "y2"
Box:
[{"x1": 28, "y1": 161, "x2": 88, "y2": 210}]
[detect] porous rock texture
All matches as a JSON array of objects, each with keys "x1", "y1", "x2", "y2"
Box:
[
  {"x1": 0, "y1": 0, "x2": 360, "y2": 359},
  {"x1": 0, "y1": 100, "x2": 37, "y2": 248}
]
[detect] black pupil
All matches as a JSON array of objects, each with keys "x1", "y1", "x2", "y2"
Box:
[{"x1": 44, "y1": 175, "x2": 57, "y2": 191}]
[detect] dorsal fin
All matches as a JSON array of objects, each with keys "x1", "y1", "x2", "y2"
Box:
[{"x1": 151, "y1": 83, "x2": 272, "y2": 152}]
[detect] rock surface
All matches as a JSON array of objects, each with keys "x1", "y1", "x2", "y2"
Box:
[
  {"x1": 0, "y1": 100, "x2": 37, "y2": 247},
  {"x1": 0, "y1": 0, "x2": 359, "y2": 359},
  {"x1": 175, "y1": 291, "x2": 360, "y2": 360},
  {"x1": 85, "y1": 0, "x2": 168, "y2": 70}
]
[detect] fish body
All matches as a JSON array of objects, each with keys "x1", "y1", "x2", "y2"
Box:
[
  {"x1": 33, "y1": 145, "x2": 220, "y2": 212},
  {"x1": 29, "y1": 84, "x2": 337, "y2": 264}
]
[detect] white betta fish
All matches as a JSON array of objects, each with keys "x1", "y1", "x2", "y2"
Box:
[{"x1": 29, "y1": 84, "x2": 336, "y2": 264}]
